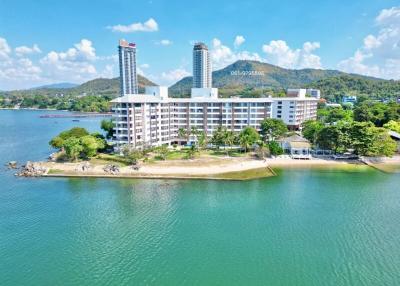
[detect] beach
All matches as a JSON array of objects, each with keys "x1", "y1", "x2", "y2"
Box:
[{"x1": 33, "y1": 154, "x2": 400, "y2": 180}]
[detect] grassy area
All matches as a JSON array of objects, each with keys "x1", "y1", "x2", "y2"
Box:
[
  {"x1": 47, "y1": 169, "x2": 64, "y2": 174},
  {"x1": 206, "y1": 149, "x2": 248, "y2": 157},
  {"x1": 148, "y1": 148, "x2": 248, "y2": 161},
  {"x1": 85, "y1": 147, "x2": 251, "y2": 165},
  {"x1": 90, "y1": 153, "x2": 130, "y2": 167}
]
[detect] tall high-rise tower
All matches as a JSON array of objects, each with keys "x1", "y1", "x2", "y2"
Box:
[
  {"x1": 193, "y1": 42, "x2": 212, "y2": 88},
  {"x1": 118, "y1": 39, "x2": 138, "y2": 95}
]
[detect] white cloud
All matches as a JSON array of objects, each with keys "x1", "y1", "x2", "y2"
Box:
[
  {"x1": 108, "y1": 18, "x2": 158, "y2": 33},
  {"x1": 98, "y1": 64, "x2": 114, "y2": 79},
  {"x1": 211, "y1": 38, "x2": 262, "y2": 69},
  {"x1": 0, "y1": 37, "x2": 11, "y2": 60},
  {"x1": 140, "y1": 63, "x2": 150, "y2": 69},
  {"x1": 234, "y1": 35, "x2": 245, "y2": 48},
  {"x1": 15, "y1": 44, "x2": 41, "y2": 56},
  {"x1": 262, "y1": 40, "x2": 322, "y2": 69},
  {"x1": 0, "y1": 37, "x2": 43, "y2": 89},
  {"x1": 161, "y1": 68, "x2": 190, "y2": 84},
  {"x1": 338, "y1": 6, "x2": 400, "y2": 79},
  {"x1": 39, "y1": 39, "x2": 99, "y2": 82},
  {"x1": 158, "y1": 39, "x2": 173, "y2": 46},
  {"x1": 0, "y1": 37, "x2": 118, "y2": 90},
  {"x1": 0, "y1": 57, "x2": 42, "y2": 81},
  {"x1": 375, "y1": 6, "x2": 400, "y2": 26},
  {"x1": 363, "y1": 35, "x2": 381, "y2": 49}
]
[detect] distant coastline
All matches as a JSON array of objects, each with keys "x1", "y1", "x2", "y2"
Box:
[
  {"x1": 0, "y1": 107, "x2": 62, "y2": 111},
  {"x1": 0, "y1": 108, "x2": 112, "y2": 116}
]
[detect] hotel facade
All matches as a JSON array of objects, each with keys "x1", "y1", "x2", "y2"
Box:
[{"x1": 112, "y1": 42, "x2": 318, "y2": 149}]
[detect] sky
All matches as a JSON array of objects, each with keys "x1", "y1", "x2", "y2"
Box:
[{"x1": 0, "y1": 0, "x2": 399, "y2": 90}]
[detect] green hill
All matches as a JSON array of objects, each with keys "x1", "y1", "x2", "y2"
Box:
[
  {"x1": 169, "y1": 60, "x2": 397, "y2": 99},
  {"x1": 0, "y1": 75, "x2": 156, "y2": 97},
  {"x1": 305, "y1": 75, "x2": 400, "y2": 102}
]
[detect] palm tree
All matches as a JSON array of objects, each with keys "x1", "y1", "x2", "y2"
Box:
[
  {"x1": 178, "y1": 127, "x2": 190, "y2": 144},
  {"x1": 211, "y1": 126, "x2": 225, "y2": 150},
  {"x1": 190, "y1": 127, "x2": 199, "y2": 145},
  {"x1": 223, "y1": 129, "x2": 235, "y2": 156},
  {"x1": 197, "y1": 131, "x2": 207, "y2": 150},
  {"x1": 238, "y1": 127, "x2": 260, "y2": 153}
]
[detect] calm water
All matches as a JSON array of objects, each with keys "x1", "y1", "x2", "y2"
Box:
[{"x1": 1, "y1": 110, "x2": 400, "y2": 285}]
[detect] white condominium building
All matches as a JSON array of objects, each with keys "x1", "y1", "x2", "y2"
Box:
[
  {"x1": 118, "y1": 39, "x2": 138, "y2": 95},
  {"x1": 111, "y1": 86, "x2": 317, "y2": 149}
]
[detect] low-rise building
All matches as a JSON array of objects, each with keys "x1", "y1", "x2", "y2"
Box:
[
  {"x1": 277, "y1": 134, "x2": 312, "y2": 159},
  {"x1": 342, "y1": 95, "x2": 357, "y2": 104}
]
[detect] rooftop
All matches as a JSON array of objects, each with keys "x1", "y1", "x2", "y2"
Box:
[
  {"x1": 193, "y1": 42, "x2": 208, "y2": 51},
  {"x1": 277, "y1": 134, "x2": 310, "y2": 143}
]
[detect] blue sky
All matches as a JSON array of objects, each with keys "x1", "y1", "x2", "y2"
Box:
[{"x1": 0, "y1": 0, "x2": 399, "y2": 90}]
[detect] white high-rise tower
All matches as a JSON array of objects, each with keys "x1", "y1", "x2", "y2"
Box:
[
  {"x1": 193, "y1": 42, "x2": 211, "y2": 88},
  {"x1": 118, "y1": 39, "x2": 138, "y2": 96}
]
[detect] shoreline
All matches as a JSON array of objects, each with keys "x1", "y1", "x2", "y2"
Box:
[
  {"x1": 41, "y1": 158, "x2": 275, "y2": 181},
  {"x1": 0, "y1": 108, "x2": 112, "y2": 115},
  {"x1": 20, "y1": 155, "x2": 400, "y2": 181}
]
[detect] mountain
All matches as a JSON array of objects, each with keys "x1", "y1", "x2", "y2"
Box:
[
  {"x1": 169, "y1": 60, "x2": 390, "y2": 98},
  {"x1": 1, "y1": 75, "x2": 157, "y2": 97},
  {"x1": 31, "y1": 82, "x2": 78, "y2": 89}
]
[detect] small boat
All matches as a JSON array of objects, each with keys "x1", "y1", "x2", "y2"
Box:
[{"x1": 72, "y1": 119, "x2": 80, "y2": 122}]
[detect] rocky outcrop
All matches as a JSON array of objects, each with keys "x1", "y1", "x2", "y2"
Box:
[
  {"x1": 7, "y1": 161, "x2": 18, "y2": 169},
  {"x1": 103, "y1": 164, "x2": 120, "y2": 175},
  {"x1": 16, "y1": 161, "x2": 48, "y2": 177}
]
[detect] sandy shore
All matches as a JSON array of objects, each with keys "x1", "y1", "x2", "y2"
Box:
[
  {"x1": 30, "y1": 155, "x2": 400, "y2": 180},
  {"x1": 42, "y1": 156, "x2": 274, "y2": 180}
]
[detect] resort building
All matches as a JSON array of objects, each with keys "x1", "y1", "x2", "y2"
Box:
[
  {"x1": 287, "y1": 88, "x2": 321, "y2": 99},
  {"x1": 272, "y1": 96, "x2": 318, "y2": 129},
  {"x1": 111, "y1": 42, "x2": 318, "y2": 149},
  {"x1": 118, "y1": 39, "x2": 138, "y2": 95}
]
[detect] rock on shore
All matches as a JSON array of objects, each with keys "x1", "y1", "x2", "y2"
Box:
[
  {"x1": 103, "y1": 164, "x2": 120, "y2": 175},
  {"x1": 16, "y1": 161, "x2": 48, "y2": 177}
]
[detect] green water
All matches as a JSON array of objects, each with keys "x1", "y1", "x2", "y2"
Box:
[{"x1": 1, "y1": 110, "x2": 400, "y2": 285}]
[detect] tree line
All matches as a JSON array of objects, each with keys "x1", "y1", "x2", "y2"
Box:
[{"x1": 302, "y1": 100, "x2": 400, "y2": 156}]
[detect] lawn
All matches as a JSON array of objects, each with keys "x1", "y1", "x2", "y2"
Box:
[{"x1": 90, "y1": 153, "x2": 130, "y2": 166}]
